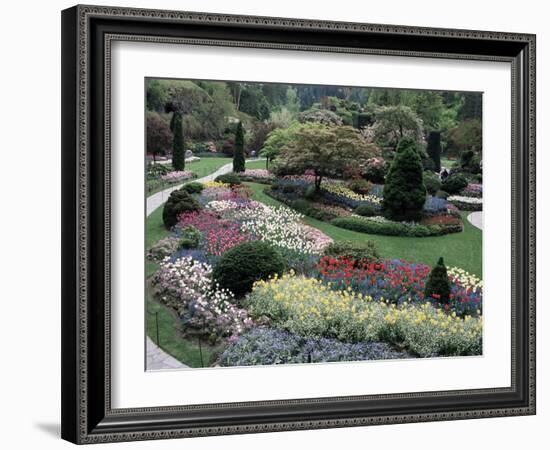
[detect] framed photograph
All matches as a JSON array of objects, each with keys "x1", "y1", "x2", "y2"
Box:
[{"x1": 61, "y1": 4, "x2": 536, "y2": 444}]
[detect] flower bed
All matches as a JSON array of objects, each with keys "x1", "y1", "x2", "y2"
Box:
[
  {"x1": 461, "y1": 183, "x2": 483, "y2": 198},
  {"x1": 160, "y1": 170, "x2": 196, "y2": 183},
  {"x1": 315, "y1": 257, "x2": 482, "y2": 317},
  {"x1": 245, "y1": 273, "x2": 482, "y2": 357},
  {"x1": 220, "y1": 327, "x2": 409, "y2": 366},
  {"x1": 448, "y1": 195, "x2": 483, "y2": 211},
  {"x1": 152, "y1": 256, "x2": 253, "y2": 341},
  {"x1": 233, "y1": 169, "x2": 275, "y2": 183}
]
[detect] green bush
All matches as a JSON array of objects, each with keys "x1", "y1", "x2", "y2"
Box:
[
  {"x1": 423, "y1": 171, "x2": 442, "y2": 195},
  {"x1": 215, "y1": 173, "x2": 242, "y2": 185},
  {"x1": 441, "y1": 173, "x2": 468, "y2": 194},
  {"x1": 435, "y1": 190, "x2": 449, "y2": 199},
  {"x1": 162, "y1": 190, "x2": 201, "y2": 229},
  {"x1": 346, "y1": 179, "x2": 372, "y2": 195},
  {"x1": 331, "y1": 217, "x2": 441, "y2": 237},
  {"x1": 323, "y1": 240, "x2": 380, "y2": 262},
  {"x1": 304, "y1": 184, "x2": 317, "y2": 200},
  {"x1": 180, "y1": 182, "x2": 204, "y2": 194},
  {"x1": 178, "y1": 225, "x2": 201, "y2": 249},
  {"x1": 382, "y1": 138, "x2": 426, "y2": 221},
  {"x1": 212, "y1": 241, "x2": 286, "y2": 298},
  {"x1": 354, "y1": 204, "x2": 376, "y2": 217},
  {"x1": 425, "y1": 257, "x2": 451, "y2": 304}
]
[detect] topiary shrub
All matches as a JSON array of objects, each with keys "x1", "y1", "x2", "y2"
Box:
[
  {"x1": 441, "y1": 173, "x2": 468, "y2": 194},
  {"x1": 425, "y1": 257, "x2": 451, "y2": 304},
  {"x1": 180, "y1": 182, "x2": 204, "y2": 194},
  {"x1": 215, "y1": 173, "x2": 241, "y2": 185},
  {"x1": 212, "y1": 241, "x2": 286, "y2": 298},
  {"x1": 354, "y1": 204, "x2": 376, "y2": 217},
  {"x1": 323, "y1": 240, "x2": 380, "y2": 262},
  {"x1": 162, "y1": 190, "x2": 201, "y2": 229},
  {"x1": 331, "y1": 217, "x2": 442, "y2": 237},
  {"x1": 382, "y1": 138, "x2": 426, "y2": 221},
  {"x1": 178, "y1": 225, "x2": 201, "y2": 249},
  {"x1": 423, "y1": 171, "x2": 442, "y2": 195}
]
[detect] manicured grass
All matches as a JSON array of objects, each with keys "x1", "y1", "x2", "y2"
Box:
[
  {"x1": 244, "y1": 158, "x2": 267, "y2": 170},
  {"x1": 246, "y1": 182, "x2": 482, "y2": 277},
  {"x1": 146, "y1": 286, "x2": 221, "y2": 368}
]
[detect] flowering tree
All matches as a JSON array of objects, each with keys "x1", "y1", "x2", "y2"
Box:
[{"x1": 276, "y1": 123, "x2": 380, "y2": 192}]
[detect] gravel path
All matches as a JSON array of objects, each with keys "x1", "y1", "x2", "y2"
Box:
[{"x1": 467, "y1": 211, "x2": 483, "y2": 230}]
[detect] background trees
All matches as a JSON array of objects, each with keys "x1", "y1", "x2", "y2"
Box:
[{"x1": 146, "y1": 112, "x2": 173, "y2": 161}]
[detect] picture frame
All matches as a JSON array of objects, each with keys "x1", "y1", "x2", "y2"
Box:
[{"x1": 61, "y1": 4, "x2": 536, "y2": 444}]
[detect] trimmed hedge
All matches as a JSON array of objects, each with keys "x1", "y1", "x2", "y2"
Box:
[
  {"x1": 323, "y1": 240, "x2": 380, "y2": 262},
  {"x1": 212, "y1": 241, "x2": 286, "y2": 298},
  {"x1": 331, "y1": 217, "x2": 449, "y2": 237}
]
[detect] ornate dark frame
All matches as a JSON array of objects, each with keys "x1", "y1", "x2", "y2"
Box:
[{"x1": 61, "y1": 4, "x2": 536, "y2": 444}]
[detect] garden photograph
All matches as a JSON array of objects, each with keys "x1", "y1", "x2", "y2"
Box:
[{"x1": 144, "y1": 78, "x2": 483, "y2": 370}]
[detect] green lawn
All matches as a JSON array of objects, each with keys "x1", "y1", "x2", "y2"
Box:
[
  {"x1": 246, "y1": 182, "x2": 482, "y2": 277},
  {"x1": 245, "y1": 158, "x2": 267, "y2": 170},
  {"x1": 147, "y1": 287, "x2": 221, "y2": 368}
]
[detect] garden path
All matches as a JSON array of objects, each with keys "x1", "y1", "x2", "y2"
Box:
[
  {"x1": 146, "y1": 337, "x2": 188, "y2": 370},
  {"x1": 467, "y1": 211, "x2": 483, "y2": 230},
  {"x1": 146, "y1": 159, "x2": 262, "y2": 215}
]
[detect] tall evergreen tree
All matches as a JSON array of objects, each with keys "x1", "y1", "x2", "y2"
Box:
[
  {"x1": 171, "y1": 112, "x2": 185, "y2": 171},
  {"x1": 233, "y1": 121, "x2": 245, "y2": 173},
  {"x1": 426, "y1": 131, "x2": 442, "y2": 172},
  {"x1": 425, "y1": 257, "x2": 451, "y2": 304},
  {"x1": 382, "y1": 138, "x2": 426, "y2": 221}
]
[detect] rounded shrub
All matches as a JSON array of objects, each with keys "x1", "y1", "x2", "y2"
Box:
[
  {"x1": 435, "y1": 190, "x2": 449, "y2": 199},
  {"x1": 346, "y1": 179, "x2": 372, "y2": 195},
  {"x1": 215, "y1": 173, "x2": 241, "y2": 185},
  {"x1": 423, "y1": 171, "x2": 442, "y2": 195},
  {"x1": 162, "y1": 190, "x2": 201, "y2": 229},
  {"x1": 178, "y1": 225, "x2": 201, "y2": 249},
  {"x1": 212, "y1": 241, "x2": 286, "y2": 298},
  {"x1": 323, "y1": 240, "x2": 380, "y2": 262},
  {"x1": 354, "y1": 204, "x2": 376, "y2": 217},
  {"x1": 441, "y1": 173, "x2": 468, "y2": 194},
  {"x1": 180, "y1": 182, "x2": 204, "y2": 194}
]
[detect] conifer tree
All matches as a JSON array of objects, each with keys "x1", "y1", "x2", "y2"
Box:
[
  {"x1": 171, "y1": 112, "x2": 185, "y2": 171},
  {"x1": 382, "y1": 138, "x2": 426, "y2": 221},
  {"x1": 233, "y1": 121, "x2": 245, "y2": 173},
  {"x1": 425, "y1": 257, "x2": 451, "y2": 304}
]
